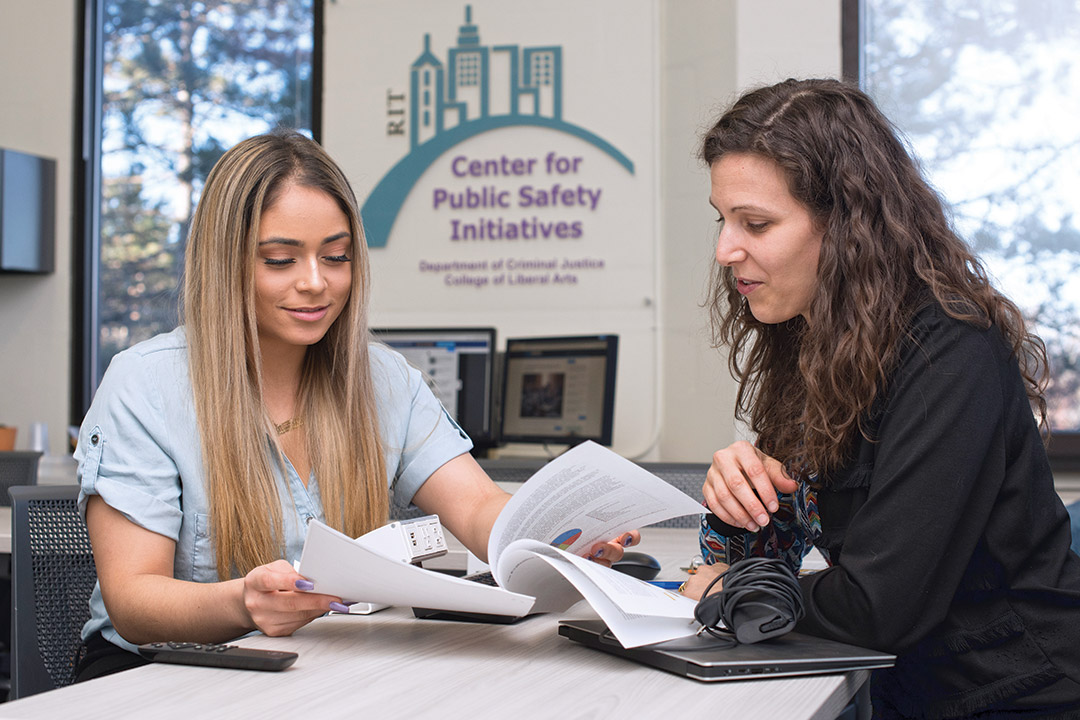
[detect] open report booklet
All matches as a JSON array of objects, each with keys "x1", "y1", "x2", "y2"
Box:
[{"x1": 297, "y1": 441, "x2": 705, "y2": 647}]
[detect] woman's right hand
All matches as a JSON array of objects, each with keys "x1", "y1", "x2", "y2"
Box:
[
  {"x1": 703, "y1": 441, "x2": 799, "y2": 532},
  {"x1": 241, "y1": 559, "x2": 342, "y2": 637}
]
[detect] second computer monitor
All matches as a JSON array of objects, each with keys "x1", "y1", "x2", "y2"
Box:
[
  {"x1": 372, "y1": 327, "x2": 497, "y2": 450},
  {"x1": 500, "y1": 335, "x2": 618, "y2": 447}
]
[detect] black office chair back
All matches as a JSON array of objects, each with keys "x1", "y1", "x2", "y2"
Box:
[
  {"x1": 396, "y1": 457, "x2": 708, "y2": 527},
  {"x1": 636, "y1": 462, "x2": 710, "y2": 528},
  {"x1": 0, "y1": 452, "x2": 42, "y2": 506},
  {"x1": 8, "y1": 484, "x2": 97, "y2": 700}
]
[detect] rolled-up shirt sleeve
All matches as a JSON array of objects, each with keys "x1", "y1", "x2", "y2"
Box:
[{"x1": 76, "y1": 347, "x2": 185, "y2": 542}]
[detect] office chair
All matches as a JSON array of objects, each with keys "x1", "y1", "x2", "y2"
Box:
[
  {"x1": 0, "y1": 452, "x2": 42, "y2": 506},
  {"x1": 389, "y1": 501, "x2": 428, "y2": 522},
  {"x1": 8, "y1": 484, "x2": 97, "y2": 700},
  {"x1": 0, "y1": 452, "x2": 42, "y2": 698},
  {"x1": 477, "y1": 456, "x2": 548, "y2": 484},
  {"x1": 390, "y1": 459, "x2": 709, "y2": 526},
  {"x1": 636, "y1": 462, "x2": 710, "y2": 528},
  {"x1": 389, "y1": 457, "x2": 548, "y2": 521}
]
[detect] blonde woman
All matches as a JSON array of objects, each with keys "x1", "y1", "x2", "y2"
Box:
[{"x1": 74, "y1": 130, "x2": 637, "y2": 679}]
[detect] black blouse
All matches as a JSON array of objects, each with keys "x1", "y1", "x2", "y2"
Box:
[{"x1": 800, "y1": 302, "x2": 1080, "y2": 718}]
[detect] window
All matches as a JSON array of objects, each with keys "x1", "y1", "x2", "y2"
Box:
[
  {"x1": 530, "y1": 51, "x2": 554, "y2": 86},
  {"x1": 78, "y1": 0, "x2": 319, "y2": 416},
  {"x1": 849, "y1": 0, "x2": 1080, "y2": 467},
  {"x1": 456, "y1": 53, "x2": 480, "y2": 86}
]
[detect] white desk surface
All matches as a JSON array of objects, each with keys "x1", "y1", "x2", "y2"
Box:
[
  {"x1": 0, "y1": 612, "x2": 868, "y2": 720},
  {"x1": 0, "y1": 613, "x2": 868, "y2": 720},
  {"x1": 0, "y1": 527, "x2": 868, "y2": 720}
]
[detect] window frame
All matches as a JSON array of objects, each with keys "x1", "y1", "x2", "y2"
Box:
[
  {"x1": 74, "y1": 0, "x2": 324, "y2": 425},
  {"x1": 842, "y1": 0, "x2": 1080, "y2": 472}
]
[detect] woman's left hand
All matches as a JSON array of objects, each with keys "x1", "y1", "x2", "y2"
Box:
[{"x1": 586, "y1": 530, "x2": 641, "y2": 567}]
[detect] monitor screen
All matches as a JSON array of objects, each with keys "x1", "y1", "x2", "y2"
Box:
[
  {"x1": 500, "y1": 335, "x2": 618, "y2": 447},
  {"x1": 0, "y1": 147, "x2": 56, "y2": 273},
  {"x1": 372, "y1": 327, "x2": 497, "y2": 449}
]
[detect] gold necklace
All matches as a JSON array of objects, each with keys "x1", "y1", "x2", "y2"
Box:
[{"x1": 275, "y1": 417, "x2": 303, "y2": 435}]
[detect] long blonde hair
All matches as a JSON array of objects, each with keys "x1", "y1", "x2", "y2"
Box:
[{"x1": 182, "y1": 129, "x2": 387, "y2": 579}]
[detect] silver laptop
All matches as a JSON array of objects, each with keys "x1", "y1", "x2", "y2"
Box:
[{"x1": 558, "y1": 619, "x2": 895, "y2": 682}]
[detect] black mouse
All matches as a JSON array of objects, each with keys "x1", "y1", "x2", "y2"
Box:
[{"x1": 611, "y1": 551, "x2": 661, "y2": 581}]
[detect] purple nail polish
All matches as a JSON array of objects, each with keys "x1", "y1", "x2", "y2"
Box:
[
  {"x1": 329, "y1": 601, "x2": 350, "y2": 613},
  {"x1": 294, "y1": 579, "x2": 315, "y2": 591},
  {"x1": 593, "y1": 547, "x2": 605, "y2": 558},
  {"x1": 622, "y1": 534, "x2": 634, "y2": 547}
]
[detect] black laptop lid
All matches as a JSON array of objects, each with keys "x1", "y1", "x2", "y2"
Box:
[{"x1": 558, "y1": 619, "x2": 895, "y2": 682}]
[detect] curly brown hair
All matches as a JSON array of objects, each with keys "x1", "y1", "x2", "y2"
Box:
[{"x1": 701, "y1": 78, "x2": 1048, "y2": 479}]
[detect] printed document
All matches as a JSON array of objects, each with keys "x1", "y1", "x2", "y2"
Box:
[{"x1": 297, "y1": 441, "x2": 704, "y2": 647}]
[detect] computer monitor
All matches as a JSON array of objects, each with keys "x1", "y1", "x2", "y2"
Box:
[
  {"x1": 372, "y1": 327, "x2": 498, "y2": 451},
  {"x1": 500, "y1": 335, "x2": 618, "y2": 447}
]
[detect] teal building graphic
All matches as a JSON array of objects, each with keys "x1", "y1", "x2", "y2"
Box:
[{"x1": 362, "y1": 5, "x2": 635, "y2": 248}]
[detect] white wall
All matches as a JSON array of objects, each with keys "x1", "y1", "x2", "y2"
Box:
[
  {"x1": 322, "y1": 0, "x2": 666, "y2": 461},
  {"x1": 0, "y1": 0, "x2": 76, "y2": 457},
  {"x1": 657, "y1": 0, "x2": 841, "y2": 462}
]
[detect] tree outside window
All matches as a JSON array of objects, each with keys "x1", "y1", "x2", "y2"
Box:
[
  {"x1": 91, "y1": 0, "x2": 314, "y2": 390},
  {"x1": 861, "y1": 0, "x2": 1080, "y2": 435}
]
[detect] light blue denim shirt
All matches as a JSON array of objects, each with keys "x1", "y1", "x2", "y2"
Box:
[{"x1": 75, "y1": 327, "x2": 472, "y2": 652}]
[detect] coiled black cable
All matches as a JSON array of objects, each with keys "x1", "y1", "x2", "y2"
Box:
[{"x1": 693, "y1": 557, "x2": 805, "y2": 645}]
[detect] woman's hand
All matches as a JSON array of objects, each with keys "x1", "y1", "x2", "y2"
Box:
[
  {"x1": 679, "y1": 561, "x2": 728, "y2": 601},
  {"x1": 703, "y1": 441, "x2": 798, "y2": 532},
  {"x1": 587, "y1": 530, "x2": 642, "y2": 568},
  {"x1": 87, "y1": 496, "x2": 338, "y2": 645},
  {"x1": 413, "y1": 454, "x2": 643, "y2": 568},
  {"x1": 242, "y1": 559, "x2": 342, "y2": 637}
]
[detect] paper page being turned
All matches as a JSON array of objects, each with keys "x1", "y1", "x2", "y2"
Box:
[
  {"x1": 487, "y1": 441, "x2": 704, "y2": 574},
  {"x1": 298, "y1": 520, "x2": 536, "y2": 617},
  {"x1": 498, "y1": 540, "x2": 699, "y2": 648}
]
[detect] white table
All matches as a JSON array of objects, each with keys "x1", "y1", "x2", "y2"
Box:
[
  {"x1": 0, "y1": 528, "x2": 868, "y2": 720},
  {"x1": 0, "y1": 611, "x2": 867, "y2": 720}
]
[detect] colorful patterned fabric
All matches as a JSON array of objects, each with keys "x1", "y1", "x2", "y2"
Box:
[{"x1": 698, "y1": 478, "x2": 827, "y2": 576}]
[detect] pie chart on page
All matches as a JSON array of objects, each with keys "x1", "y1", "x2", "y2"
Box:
[{"x1": 551, "y1": 529, "x2": 582, "y2": 550}]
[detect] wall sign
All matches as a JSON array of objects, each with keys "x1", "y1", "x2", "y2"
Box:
[{"x1": 324, "y1": 0, "x2": 660, "y2": 453}]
